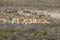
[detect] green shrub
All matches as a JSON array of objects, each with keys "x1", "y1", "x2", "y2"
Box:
[
  {"x1": 31, "y1": 32, "x2": 37, "y2": 37},
  {"x1": 43, "y1": 30, "x2": 48, "y2": 36},
  {"x1": 37, "y1": 33, "x2": 44, "y2": 37},
  {"x1": 0, "y1": 30, "x2": 9, "y2": 36},
  {"x1": 31, "y1": 30, "x2": 48, "y2": 38}
]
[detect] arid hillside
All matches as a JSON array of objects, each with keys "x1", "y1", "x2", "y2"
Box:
[{"x1": 0, "y1": 0, "x2": 60, "y2": 7}]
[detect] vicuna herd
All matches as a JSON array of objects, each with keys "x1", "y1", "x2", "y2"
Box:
[{"x1": 0, "y1": 17, "x2": 49, "y2": 24}]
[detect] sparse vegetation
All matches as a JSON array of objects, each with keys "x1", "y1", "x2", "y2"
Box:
[{"x1": 0, "y1": 0, "x2": 60, "y2": 40}]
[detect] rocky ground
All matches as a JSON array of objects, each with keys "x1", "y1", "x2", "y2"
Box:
[
  {"x1": 0, "y1": 7, "x2": 60, "y2": 40},
  {"x1": 0, "y1": 21, "x2": 60, "y2": 40},
  {"x1": 0, "y1": 0, "x2": 60, "y2": 40}
]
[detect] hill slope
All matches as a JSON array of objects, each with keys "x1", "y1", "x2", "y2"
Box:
[{"x1": 0, "y1": 0, "x2": 60, "y2": 7}]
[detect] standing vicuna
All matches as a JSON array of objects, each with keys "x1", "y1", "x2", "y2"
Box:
[
  {"x1": 12, "y1": 18, "x2": 19, "y2": 24},
  {"x1": 35, "y1": 18, "x2": 48, "y2": 23},
  {"x1": 0, "y1": 18, "x2": 6, "y2": 24}
]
